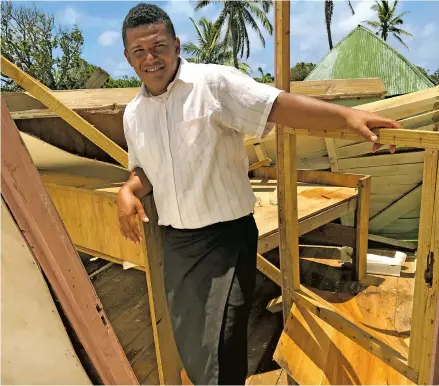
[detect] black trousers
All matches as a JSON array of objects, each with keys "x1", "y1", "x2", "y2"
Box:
[{"x1": 162, "y1": 214, "x2": 258, "y2": 385}]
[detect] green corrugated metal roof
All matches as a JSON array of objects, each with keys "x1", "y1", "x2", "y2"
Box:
[{"x1": 306, "y1": 25, "x2": 434, "y2": 96}]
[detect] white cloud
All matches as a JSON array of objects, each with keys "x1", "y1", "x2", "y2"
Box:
[
  {"x1": 163, "y1": 0, "x2": 194, "y2": 23},
  {"x1": 422, "y1": 23, "x2": 435, "y2": 38},
  {"x1": 98, "y1": 31, "x2": 120, "y2": 46},
  {"x1": 334, "y1": 1, "x2": 376, "y2": 36},
  {"x1": 56, "y1": 7, "x2": 119, "y2": 29},
  {"x1": 113, "y1": 61, "x2": 133, "y2": 77}
]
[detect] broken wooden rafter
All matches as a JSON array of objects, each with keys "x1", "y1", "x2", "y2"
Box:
[{"x1": 0, "y1": 56, "x2": 128, "y2": 167}]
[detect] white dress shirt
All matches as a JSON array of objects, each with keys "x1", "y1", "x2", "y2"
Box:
[{"x1": 123, "y1": 58, "x2": 283, "y2": 229}]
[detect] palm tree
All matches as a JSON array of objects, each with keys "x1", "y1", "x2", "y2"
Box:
[
  {"x1": 182, "y1": 17, "x2": 229, "y2": 64},
  {"x1": 254, "y1": 67, "x2": 274, "y2": 83},
  {"x1": 325, "y1": 1, "x2": 355, "y2": 50},
  {"x1": 194, "y1": 1, "x2": 273, "y2": 70},
  {"x1": 182, "y1": 17, "x2": 252, "y2": 76},
  {"x1": 363, "y1": 0, "x2": 413, "y2": 49}
]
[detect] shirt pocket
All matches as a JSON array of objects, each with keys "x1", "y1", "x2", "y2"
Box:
[{"x1": 175, "y1": 115, "x2": 212, "y2": 163}]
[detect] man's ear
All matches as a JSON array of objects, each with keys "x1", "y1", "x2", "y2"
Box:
[
  {"x1": 175, "y1": 37, "x2": 181, "y2": 56},
  {"x1": 124, "y1": 49, "x2": 132, "y2": 66}
]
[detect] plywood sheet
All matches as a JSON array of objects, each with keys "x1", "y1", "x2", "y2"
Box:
[
  {"x1": 21, "y1": 131, "x2": 129, "y2": 181},
  {"x1": 251, "y1": 178, "x2": 358, "y2": 238},
  {"x1": 1, "y1": 202, "x2": 91, "y2": 385},
  {"x1": 274, "y1": 260, "x2": 416, "y2": 385}
]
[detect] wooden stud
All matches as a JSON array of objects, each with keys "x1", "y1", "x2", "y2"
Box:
[
  {"x1": 408, "y1": 149, "x2": 439, "y2": 384},
  {"x1": 275, "y1": 0, "x2": 299, "y2": 324},
  {"x1": 248, "y1": 158, "x2": 271, "y2": 171},
  {"x1": 0, "y1": 55, "x2": 128, "y2": 167},
  {"x1": 354, "y1": 177, "x2": 371, "y2": 281},
  {"x1": 254, "y1": 143, "x2": 270, "y2": 163},
  {"x1": 1, "y1": 100, "x2": 138, "y2": 385},
  {"x1": 141, "y1": 194, "x2": 183, "y2": 385}
]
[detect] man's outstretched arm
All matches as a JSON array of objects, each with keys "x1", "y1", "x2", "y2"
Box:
[
  {"x1": 268, "y1": 92, "x2": 401, "y2": 153},
  {"x1": 117, "y1": 168, "x2": 152, "y2": 244}
]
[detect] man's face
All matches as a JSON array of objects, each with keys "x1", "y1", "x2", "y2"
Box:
[{"x1": 124, "y1": 22, "x2": 180, "y2": 96}]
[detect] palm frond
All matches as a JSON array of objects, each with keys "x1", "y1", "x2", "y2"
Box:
[
  {"x1": 347, "y1": 1, "x2": 355, "y2": 15},
  {"x1": 393, "y1": 33, "x2": 409, "y2": 49}
]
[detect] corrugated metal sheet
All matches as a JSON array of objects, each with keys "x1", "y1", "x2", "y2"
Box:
[{"x1": 306, "y1": 25, "x2": 435, "y2": 96}]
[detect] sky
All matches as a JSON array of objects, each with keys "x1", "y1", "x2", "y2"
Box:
[{"x1": 12, "y1": 0, "x2": 439, "y2": 79}]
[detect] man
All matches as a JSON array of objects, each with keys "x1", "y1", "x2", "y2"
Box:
[{"x1": 117, "y1": 3, "x2": 399, "y2": 385}]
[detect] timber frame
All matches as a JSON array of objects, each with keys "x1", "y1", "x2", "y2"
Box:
[
  {"x1": 274, "y1": 2, "x2": 439, "y2": 385},
  {"x1": 2, "y1": 5, "x2": 439, "y2": 381}
]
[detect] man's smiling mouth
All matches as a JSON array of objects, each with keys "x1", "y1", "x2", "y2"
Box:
[{"x1": 145, "y1": 65, "x2": 164, "y2": 72}]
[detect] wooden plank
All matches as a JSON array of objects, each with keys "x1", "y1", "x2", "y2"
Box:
[
  {"x1": 367, "y1": 233, "x2": 417, "y2": 251},
  {"x1": 254, "y1": 144, "x2": 270, "y2": 162},
  {"x1": 369, "y1": 185, "x2": 422, "y2": 233},
  {"x1": 337, "y1": 151, "x2": 425, "y2": 170},
  {"x1": 257, "y1": 254, "x2": 281, "y2": 286},
  {"x1": 354, "y1": 177, "x2": 371, "y2": 281},
  {"x1": 400, "y1": 109, "x2": 439, "y2": 131},
  {"x1": 285, "y1": 126, "x2": 439, "y2": 150},
  {"x1": 249, "y1": 158, "x2": 271, "y2": 171},
  {"x1": 342, "y1": 162, "x2": 424, "y2": 176},
  {"x1": 85, "y1": 67, "x2": 110, "y2": 89},
  {"x1": 299, "y1": 199, "x2": 357, "y2": 236},
  {"x1": 297, "y1": 169, "x2": 364, "y2": 188},
  {"x1": 408, "y1": 149, "x2": 439, "y2": 383},
  {"x1": 0, "y1": 99, "x2": 138, "y2": 385},
  {"x1": 141, "y1": 194, "x2": 182, "y2": 385},
  {"x1": 0, "y1": 55, "x2": 128, "y2": 167},
  {"x1": 274, "y1": 286, "x2": 418, "y2": 384},
  {"x1": 275, "y1": 0, "x2": 298, "y2": 324}
]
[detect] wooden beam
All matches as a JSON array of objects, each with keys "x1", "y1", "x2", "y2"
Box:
[
  {"x1": 408, "y1": 149, "x2": 439, "y2": 384},
  {"x1": 1, "y1": 100, "x2": 138, "y2": 385},
  {"x1": 254, "y1": 143, "x2": 270, "y2": 162},
  {"x1": 369, "y1": 185, "x2": 422, "y2": 233},
  {"x1": 285, "y1": 127, "x2": 439, "y2": 150},
  {"x1": 0, "y1": 55, "x2": 128, "y2": 167},
  {"x1": 297, "y1": 169, "x2": 365, "y2": 188},
  {"x1": 248, "y1": 158, "x2": 271, "y2": 171},
  {"x1": 275, "y1": 0, "x2": 298, "y2": 324},
  {"x1": 141, "y1": 194, "x2": 182, "y2": 385},
  {"x1": 257, "y1": 254, "x2": 281, "y2": 286},
  {"x1": 85, "y1": 67, "x2": 110, "y2": 89},
  {"x1": 354, "y1": 177, "x2": 371, "y2": 281}
]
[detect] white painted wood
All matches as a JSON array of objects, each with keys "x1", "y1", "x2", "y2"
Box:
[{"x1": 1, "y1": 201, "x2": 91, "y2": 385}]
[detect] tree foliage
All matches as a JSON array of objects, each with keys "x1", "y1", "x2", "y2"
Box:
[
  {"x1": 194, "y1": 0, "x2": 273, "y2": 69},
  {"x1": 363, "y1": 0, "x2": 413, "y2": 49},
  {"x1": 417, "y1": 66, "x2": 439, "y2": 86},
  {"x1": 1, "y1": 1, "x2": 98, "y2": 91},
  {"x1": 182, "y1": 16, "x2": 252, "y2": 76},
  {"x1": 254, "y1": 67, "x2": 274, "y2": 83},
  {"x1": 290, "y1": 62, "x2": 317, "y2": 81},
  {"x1": 103, "y1": 76, "x2": 142, "y2": 88}
]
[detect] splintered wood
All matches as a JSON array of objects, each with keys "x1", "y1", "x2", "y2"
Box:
[{"x1": 274, "y1": 262, "x2": 417, "y2": 385}]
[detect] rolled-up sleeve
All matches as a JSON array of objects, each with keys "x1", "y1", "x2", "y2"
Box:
[
  {"x1": 211, "y1": 66, "x2": 283, "y2": 139},
  {"x1": 123, "y1": 113, "x2": 140, "y2": 171}
]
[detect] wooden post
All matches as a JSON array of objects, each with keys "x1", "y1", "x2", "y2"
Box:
[
  {"x1": 353, "y1": 176, "x2": 371, "y2": 281},
  {"x1": 408, "y1": 149, "x2": 439, "y2": 384},
  {"x1": 275, "y1": 0, "x2": 300, "y2": 324},
  {"x1": 141, "y1": 194, "x2": 182, "y2": 385}
]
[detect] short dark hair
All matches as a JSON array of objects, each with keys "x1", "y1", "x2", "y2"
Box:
[{"x1": 122, "y1": 3, "x2": 176, "y2": 47}]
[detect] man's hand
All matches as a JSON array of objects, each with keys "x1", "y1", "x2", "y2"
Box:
[
  {"x1": 344, "y1": 109, "x2": 401, "y2": 153},
  {"x1": 117, "y1": 185, "x2": 149, "y2": 244}
]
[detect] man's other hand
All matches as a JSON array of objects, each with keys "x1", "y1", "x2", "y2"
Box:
[
  {"x1": 117, "y1": 185, "x2": 149, "y2": 244},
  {"x1": 345, "y1": 110, "x2": 401, "y2": 154}
]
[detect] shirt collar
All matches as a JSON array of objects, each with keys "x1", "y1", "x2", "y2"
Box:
[{"x1": 139, "y1": 57, "x2": 194, "y2": 98}]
